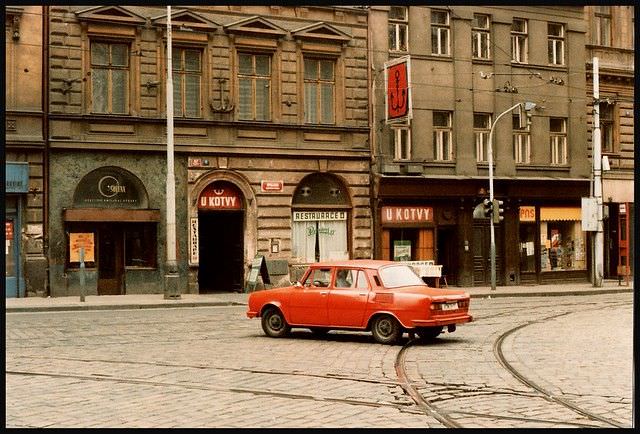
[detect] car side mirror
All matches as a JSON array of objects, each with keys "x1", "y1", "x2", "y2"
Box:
[{"x1": 294, "y1": 281, "x2": 303, "y2": 288}]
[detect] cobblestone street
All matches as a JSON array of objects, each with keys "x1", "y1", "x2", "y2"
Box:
[{"x1": 5, "y1": 293, "x2": 634, "y2": 428}]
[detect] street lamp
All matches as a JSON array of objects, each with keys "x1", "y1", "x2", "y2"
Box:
[{"x1": 487, "y1": 101, "x2": 536, "y2": 291}]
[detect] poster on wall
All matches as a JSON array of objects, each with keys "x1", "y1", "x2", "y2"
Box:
[
  {"x1": 69, "y1": 233, "x2": 95, "y2": 262},
  {"x1": 393, "y1": 240, "x2": 411, "y2": 261}
]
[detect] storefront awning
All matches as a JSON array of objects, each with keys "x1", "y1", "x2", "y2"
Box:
[
  {"x1": 64, "y1": 208, "x2": 160, "y2": 222},
  {"x1": 540, "y1": 207, "x2": 581, "y2": 221}
]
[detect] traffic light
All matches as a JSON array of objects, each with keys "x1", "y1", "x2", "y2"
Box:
[
  {"x1": 492, "y1": 199, "x2": 504, "y2": 223},
  {"x1": 482, "y1": 198, "x2": 493, "y2": 219}
]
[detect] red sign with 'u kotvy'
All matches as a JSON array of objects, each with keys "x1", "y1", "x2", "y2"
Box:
[
  {"x1": 381, "y1": 206, "x2": 433, "y2": 224},
  {"x1": 198, "y1": 181, "x2": 243, "y2": 210}
]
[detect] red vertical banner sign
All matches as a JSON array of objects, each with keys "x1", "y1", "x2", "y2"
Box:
[{"x1": 385, "y1": 56, "x2": 412, "y2": 123}]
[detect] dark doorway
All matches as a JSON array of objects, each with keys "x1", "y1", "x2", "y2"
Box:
[
  {"x1": 97, "y1": 224, "x2": 124, "y2": 295},
  {"x1": 437, "y1": 226, "x2": 457, "y2": 286},
  {"x1": 472, "y1": 221, "x2": 503, "y2": 286},
  {"x1": 198, "y1": 210, "x2": 244, "y2": 292}
]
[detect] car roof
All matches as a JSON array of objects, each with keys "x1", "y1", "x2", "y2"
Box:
[{"x1": 309, "y1": 259, "x2": 399, "y2": 270}]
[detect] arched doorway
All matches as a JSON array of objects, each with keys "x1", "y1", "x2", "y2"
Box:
[
  {"x1": 197, "y1": 180, "x2": 245, "y2": 292},
  {"x1": 291, "y1": 173, "x2": 351, "y2": 262}
]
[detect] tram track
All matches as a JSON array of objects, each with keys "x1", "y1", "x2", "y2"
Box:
[
  {"x1": 6, "y1": 297, "x2": 631, "y2": 428},
  {"x1": 393, "y1": 299, "x2": 631, "y2": 428}
]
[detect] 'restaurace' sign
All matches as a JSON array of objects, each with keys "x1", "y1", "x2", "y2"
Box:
[
  {"x1": 381, "y1": 206, "x2": 433, "y2": 223},
  {"x1": 293, "y1": 211, "x2": 347, "y2": 221}
]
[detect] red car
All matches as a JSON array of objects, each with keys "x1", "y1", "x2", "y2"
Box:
[{"x1": 247, "y1": 260, "x2": 472, "y2": 344}]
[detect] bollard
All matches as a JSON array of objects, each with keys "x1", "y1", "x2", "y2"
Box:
[{"x1": 79, "y1": 247, "x2": 86, "y2": 302}]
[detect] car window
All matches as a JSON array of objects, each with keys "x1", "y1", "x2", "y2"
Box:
[
  {"x1": 334, "y1": 268, "x2": 356, "y2": 288},
  {"x1": 378, "y1": 264, "x2": 425, "y2": 288},
  {"x1": 355, "y1": 271, "x2": 369, "y2": 289},
  {"x1": 303, "y1": 268, "x2": 332, "y2": 287}
]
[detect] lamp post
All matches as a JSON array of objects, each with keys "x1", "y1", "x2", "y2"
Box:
[
  {"x1": 487, "y1": 101, "x2": 536, "y2": 290},
  {"x1": 164, "y1": 5, "x2": 180, "y2": 299}
]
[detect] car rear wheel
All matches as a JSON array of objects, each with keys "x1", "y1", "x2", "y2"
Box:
[
  {"x1": 261, "y1": 307, "x2": 290, "y2": 338},
  {"x1": 371, "y1": 315, "x2": 402, "y2": 345},
  {"x1": 417, "y1": 326, "x2": 443, "y2": 340}
]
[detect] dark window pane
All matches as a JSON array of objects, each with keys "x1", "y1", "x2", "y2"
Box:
[
  {"x1": 91, "y1": 43, "x2": 109, "y2": 65},
  {"x1": 111, "y1": 44, "x2": 128, "y2": 67},
  {"x1": 185, "y1": 50, "x2": 200, "y2": 71},
  {"x1": 239, "y1": 53, "x2": 253, "y2": 75}
]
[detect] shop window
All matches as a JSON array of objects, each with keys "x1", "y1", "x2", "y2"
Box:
[
  {"x1": 124, "y1": 224, "x2": 157, "y2": 268},
  {"x1": 91, "y1": 41, "x2": 129, "y2": 114},
  {"x1": 238, "y1": 52, "x2": 271, "y2": 121},
  {"x1": 65, "y1": 224, "x2": 97, "y2": 269},
  {"x1": 292, "y1": 173, "x2": 349, "y2": 263},
  {"x1": 173, "y1": 47, "x2": 202, "y2": 118},
  {"x1": 519, "y1": 223, "x2": 536, "y2": 272},
  {"x1": 304, "y1": 58, "x2": 335, "y2": 124},
  {"x1": 539, "y1": 208, "x2": 586, "y2": 271},
  {"x1": 383, "y1": 228, "x2": 434, "y2": 262}
]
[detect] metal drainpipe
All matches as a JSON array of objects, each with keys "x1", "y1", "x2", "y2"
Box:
[
  {"x1": 43, "y1": 5, "x2": 50, "y2": 296},
  {"x1": 366, "y1": 6, "x2": 378, "y2": 260}
]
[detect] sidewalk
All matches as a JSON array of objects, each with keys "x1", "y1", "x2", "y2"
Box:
[{"x1": 4, "y1": 279, "x2": 633, "y2": 313}]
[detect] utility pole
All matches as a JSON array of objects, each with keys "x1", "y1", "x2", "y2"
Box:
[
  {"x1": 164, "y1": 6, "x2": 180, "y2": 299},
  {"x1": 487, "y1": 101, "x2": 536, "y2": 291},
  {"x1": 592, "y1": 57, "x2": 604, "y2": 287}
]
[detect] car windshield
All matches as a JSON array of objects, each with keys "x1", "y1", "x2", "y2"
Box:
[{"x1": 378, "y1": 264, "x2": 426, "y2": 288}]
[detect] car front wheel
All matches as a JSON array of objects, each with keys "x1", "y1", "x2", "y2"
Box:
[
  {"x1": 371, "y1": 315, "x2": 402, "y2": 345},
  {"x1": 261, "y1": 307, "x2": 290, "y2": 338}
]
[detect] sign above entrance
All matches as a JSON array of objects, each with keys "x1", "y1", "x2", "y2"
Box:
[
  {"x1": 381, "y1": 206, "x2": 433, "y2": 224},
  {"x1": 6, "y1": 162, "x2": 29, "y2": 193},
  {"x1": 73, "y1": 166, "x2": 149, "y2": 209},
  {"x1": 293, "y1": 211, "x2": 347, "y2": 221},
  {"x1": 199, "y1": 181, "x2": 243, "y2": 210},
  {"x1": 261, "y1": 180, "x2": 284, "y2": 193}
]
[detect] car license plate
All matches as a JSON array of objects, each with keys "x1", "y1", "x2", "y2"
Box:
[{"x1": 441, "y1": 302, "x2": 458, "y2": 311}]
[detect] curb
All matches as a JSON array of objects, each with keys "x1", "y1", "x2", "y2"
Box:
[
  {"x1": 468, "y1": 288, "x2": 633, "y2": 299},
  {"x1": 5, "y1": 288, "x2": 632, "y2": 313},
  {"x1": 5, "y1": 301, "x2": 246, "y2": 313}
]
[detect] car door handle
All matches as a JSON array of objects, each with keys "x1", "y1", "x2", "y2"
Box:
[
  {"x1": 320, "y1": 291, "x2": 328, "y2": 295},
  {"x1": 359, "y1": 292, "x2": 367, "y2": 296}
]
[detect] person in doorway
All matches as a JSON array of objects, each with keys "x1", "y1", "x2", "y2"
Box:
[{"x1": 335, "y1": 269, "x2": 352, "y2": 288}]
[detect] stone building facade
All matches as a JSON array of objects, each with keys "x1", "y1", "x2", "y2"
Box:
[
  {"x1": 5, "y1": 6, "x2": 48, "y2": 297},
  {"x1": 45, "y1": 5, "x2": 372, "y2": 296},
  {"x1": 369, "y1": 6, "x2": 592, "y2": 286},
  {"x1": 584, "y1": 5, "x2": 634, "y2": 281}
]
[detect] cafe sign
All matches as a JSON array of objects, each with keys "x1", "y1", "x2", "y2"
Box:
[
  {"x1": 73, "y1": 166, "x2": 149, "y2": 209},
  {"x1": 381, "y1": 206, "x2": 433, "y2": 224}
]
